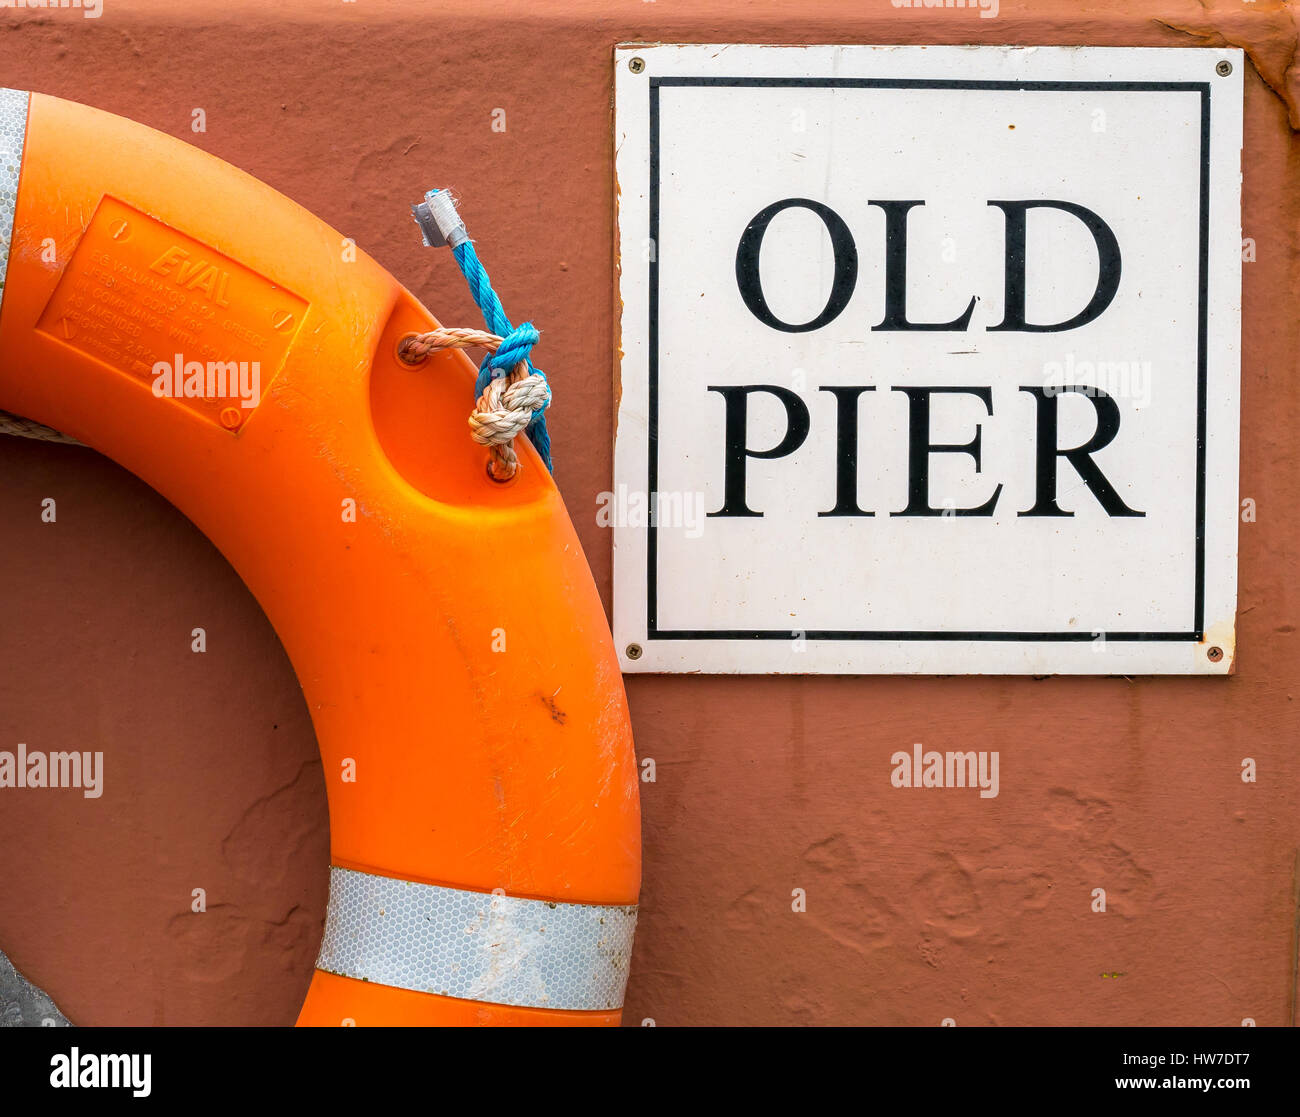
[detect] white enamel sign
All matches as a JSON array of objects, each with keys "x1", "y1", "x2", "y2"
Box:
[{"x1": 612, "y1": 45, "x2": 1241, "y2": 675}]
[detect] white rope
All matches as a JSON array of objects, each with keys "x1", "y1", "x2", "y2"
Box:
[{"x1": 0, "y1": 411, "x2": 81, "y2": 445}]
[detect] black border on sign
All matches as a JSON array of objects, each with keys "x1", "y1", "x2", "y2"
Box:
[{"x1": 646, "y1": 76, "x2": 1212, "y2": 643}]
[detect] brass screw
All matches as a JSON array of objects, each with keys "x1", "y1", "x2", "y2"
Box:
[
  {"x1": 625, "y1": 643, "x2": 643, "y2": 660},
  {"x1": 629, "y1": 57, "x2": 645, "y2": 74},
  {"x1": 1216, "y1": 60, "x2": 1233, "y2": 77},
  {"x1": 1207, "y1": 646, "x2": 1224, "y2": 662}
]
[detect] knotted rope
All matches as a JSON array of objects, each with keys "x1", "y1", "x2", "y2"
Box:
[
  {"x1": 408, "y1": 188, "x2": 553, "y2": 481},
  {"x1": 397, "y1": 325, "x2": 551, "y2": 481}
]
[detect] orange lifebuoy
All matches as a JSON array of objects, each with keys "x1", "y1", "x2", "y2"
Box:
[{"x1": 0, "y1": 89, "x2": 640, "y2": 1026}]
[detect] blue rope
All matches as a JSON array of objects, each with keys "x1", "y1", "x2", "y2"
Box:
[{"x1": 443, "y1": 221, "x2": 552, "y2": 472}]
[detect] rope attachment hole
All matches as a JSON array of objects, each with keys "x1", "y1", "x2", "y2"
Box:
[{"x1": 396, "y1": 332, "x2": 430, "y2": 366}]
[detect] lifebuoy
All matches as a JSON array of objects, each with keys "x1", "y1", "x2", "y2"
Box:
[{"x1": 0, "y1": 89, "x2": 640, "y2": 1026}]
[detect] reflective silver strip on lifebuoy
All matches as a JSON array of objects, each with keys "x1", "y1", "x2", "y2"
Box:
[
  {"x1": 0, "y1": 88, "x2": 29, "y2": 306},
  {"x1": 314, "y1": 866, "x2": 637, "y2": 1011}
]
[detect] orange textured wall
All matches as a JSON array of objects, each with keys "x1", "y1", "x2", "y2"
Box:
[{"x1": 0, "y1": 0, "x2": 1296, "y2": 1026}]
